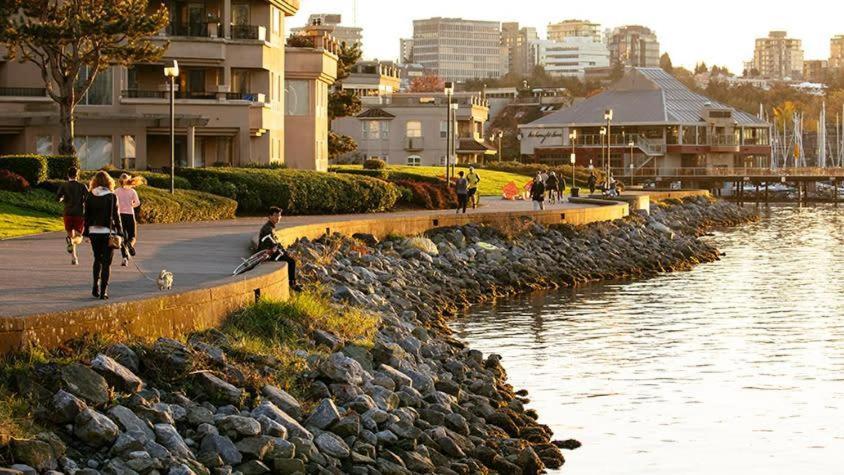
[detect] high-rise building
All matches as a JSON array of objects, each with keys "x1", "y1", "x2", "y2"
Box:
[
  {"x1": 399, "y1": 38, "x2": 414, "y2": 64},
  {"x1": 608, "y1": 25, "x2": 660, "y2": 68},
  {"x1": 752, "y1": 31, "x2": 803, "y2": 80},
  {"x1": 291, "y1": 14, "x2": 363, "y2": 48},
  {"x1": 803, "y1": 60, "x2": 828, "y2": 83},
  {"x1": 412, "y1": 17, "x2": 505, "y2": 82},
  {"x1": 501, "y1": 22, "x2": 539, "y2": 77},
  {"x1": 547, "y1": 19, "x2": 602, "y2": 43},
  {"x1": 530, "y1": 37, "x2": 610, "y2": 79},
  {"x1": 830, "y1": 35, "x2": 844, "y2": 70}
]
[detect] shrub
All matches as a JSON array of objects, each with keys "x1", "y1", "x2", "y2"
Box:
[
  {"x1": 79, "y1": 170, "x2": 192, "y2": 190},
  {"x1": 479, "y1": 161, "x2": 599, "y2": 185},
  {"x1": 363, "y1": 158, "x2": 387, "y2": 170},
  {"x1": 0, "y1": 170, "x2": 30, "y2": 192},
  {"x1": 330, "y1": 167, "x2": 443, "y2": 184},
  {"x1": 45, "y1": 155, "x2": 80, "y2": 179},
  {"x1": 328, "y1": 168, "x2": 388, "y2": 180},
  {"x1": 393, "y1": 180, "x2": 457, "y2": 210},
  {"x1": 0, "y1": 155, "x2": 48, "y2": 185},
  {"x1": 177, "y1": 168, "x2": 400, "y2": 215}
]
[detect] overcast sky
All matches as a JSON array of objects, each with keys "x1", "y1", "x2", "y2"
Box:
[{"x1": 291, "y1": 0, "x2": 842, "y2": 74}]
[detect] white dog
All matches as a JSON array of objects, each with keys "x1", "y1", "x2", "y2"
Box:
[{"x1": 157, "y1": 270, "x2": 174, "y2": 291}]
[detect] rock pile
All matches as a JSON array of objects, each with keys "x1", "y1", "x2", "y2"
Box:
[{"x1": 0, "y1": 197, "x2": 755, "y2": 474}]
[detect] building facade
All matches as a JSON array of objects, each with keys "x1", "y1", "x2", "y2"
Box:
[
  {"x1": 530, "y1": 37, "x2": 610, "y2": 79},
  {"x1": 803, "y1": 60, "x2": 829, "y2": 83},
  {"x1": 752, "y1": 31, "x2": 804, "y2": 80},
  {"x1": 501, "y1": 22, "x2": 538, "y2": 77},
  {"x1": 332, "y1": 93, "x2": 495, "y2": 166},
  {"x1": 830, "y1": 35, "x2": 844, "y2": 71},
  {"x1": 519, "y1": 68, "x2": 771, "y2": 175},
  {"x1": 547, "y1": 19, "x2": 602, "y2": 43},
  {"x1": 291, "y1": 14, "x2": 363, "y2": 48},
  {"x1": 342, "y1": 61, "x2": 402, "y2": 97},
  {"x1": 411, "y1": 17, "x2": 505, "y2": 82},
  {"x1": 399, "y1": 38, "x2": 415, "y2": 65},
  {"x1": 607, "y1": 25, "x2": 660, "y2": 68},
  {"x1": 0, "y1": 0, "x2": 313, "y2": 170}
]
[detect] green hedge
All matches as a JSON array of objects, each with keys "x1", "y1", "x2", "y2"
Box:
[
  {"x1": 0, "y1": 155, "x2": 48, "y2": 185},
  {"x1": 45, "y1": 155, "x2": 80, "y2": 179},
  {"x1": 79, "y1": 170, "x2": 192, "y2": 190},
  {"x1": 177, "y1": 168, "x2": 400, "y2": 215},
  {"x1": 329, "y1": 167, "x2": 444, "y2": 185},
  {"x1": 476, "y1": 161, "x2": 600, "y2": 185}
]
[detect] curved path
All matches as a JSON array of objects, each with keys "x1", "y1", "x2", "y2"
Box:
[{"x1": 0, "y1": 199, "x2": 602, "y2": 319}]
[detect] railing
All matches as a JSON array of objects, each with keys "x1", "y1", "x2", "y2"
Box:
[
  {"x1": 405, "y1": 137, "x2": 425, "y2": 151},
  {"x1": 710, "y1": 135, "x2": 740, "y2": 146},
  {"x1": 0, "y1": 87, "x2": 47, "y2": 97},
  {"x1": 231, "y1": 24, "x2": 261, "y2": 40},
  {"x1": 610, "y1": 167, "x2": 844, "y2": 178},
  {"x1": 167, "y1": 24, "x2": 210, "y2": 38},
  {"x1": 122, "y1": 89, "x2": 165, "y2": 99},
  {"x1": 122, "y1": 90, "x2": 219, "y2": 100},
  {"x1": 224, "y1": 92, "x2": 260, "y2": 101}
]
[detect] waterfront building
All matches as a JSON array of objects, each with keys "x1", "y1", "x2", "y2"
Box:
[
  {"x1": 607, "y1": 25, "x2": 660, "y2": 68},
  {"x1": 547, "y1": 19, "x2": 603, "y2": 43},
  {"x1": 399, "y1": 38, "x2": 414, "y2": 64},
  {"x1": 411, "y1": 17, "x2": 505, "y2": 82},
  {"x1": 530, "y1": 37, "x2": 610, "y2": 79},
  {"x1": 803, "y1": 60, "x2": 829, "y2": 83},
  {"x1": 342, "y1": 60, "x2": 402, "y2": 97},
  {"x1": 0, "y1": 0, "x2": 313, "y2": 169},
  {"x1": 331, "y1": 92, "x2": 495, "y2": 166},
  {"x1": 501, "y1": 22, "x2": 539, "y2": 77},
  {"x1": 752, "y1": 31, "x2": 804, "y2": 80},
  {"x1": 291, "y1": 14, "x2": 363, "y2": 48},
  {"x1": 518, "y1": 68, "x2": 771, "y2": 174},
  {"x1": 830, "y1": 35, "x2": 844, "y2": 71}
]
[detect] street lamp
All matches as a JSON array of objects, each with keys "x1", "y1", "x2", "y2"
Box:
[
  {"x1": 604, "y1": 108, "x2": 613, "y2": 190},
  {"x1": 628, "y1": 141, "x2": 635, "y2": 186},
  {"x1": 164, "y1": 60, "x2": 180, "y2": 194},
  {"x1": 444, "y1": 81, "x2": 454, "y2": 184},
  {"x1": 569, "y1": 129, "x2": 577, "y2": 189},
  {"x1": 599, "y1": 127, "x2": 607, "y2": 190},
  {"x1": 494, "y1": 130, "x2": 504, "y2": 161}
]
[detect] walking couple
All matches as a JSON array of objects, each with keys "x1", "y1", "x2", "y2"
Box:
[{"x1": 58, "y1": 168, "x2": 142, "y2": 299}]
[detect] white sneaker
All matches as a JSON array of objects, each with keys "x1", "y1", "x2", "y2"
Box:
[
  {"x1": 122, "y1": 258, "x2": 129, "y2": 267},
  {"x1": 71, "y1": 257, "x2": 78, "y2": 265}
]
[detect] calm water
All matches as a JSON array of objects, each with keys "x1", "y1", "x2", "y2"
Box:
[{"x1": 453, "y1": 206, "x2": 844, "y2": 474}]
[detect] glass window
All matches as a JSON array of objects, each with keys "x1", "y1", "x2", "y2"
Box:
[
  {"x1": 285, "y1": 80, "x2": 309, "y2": 115},
  {"x1": 407, "y1": 155, "x2": 421, "y2": 166},
  {"x1": 74, "y1": 136, "x2": 113, "y2": 169},
  {"x1": 406, "y1": 121, "x2": 422, "y2": 138},
  {"x1": 121, "y1": 135, "x2": 136, "y2": 169},
  {"x1": 78, "y1": 66, "x2": 113, "y2": 105},
  {"x1": 440, "y1": 121, "x2": 448, "y2": 138},
  {"x1": 232, "y1": 3, "x2": 249, "y2": 25},
  {"x1": 36, "y1": 136, "x2": 53, "y2": 155}
]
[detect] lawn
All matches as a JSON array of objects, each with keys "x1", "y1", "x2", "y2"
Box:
[
  {"x1": 335, "y1": 165, "x2": 533, "y2": 197},
  {"x1": 0, "y1": 202, "x2": 62, "y2": 239}
]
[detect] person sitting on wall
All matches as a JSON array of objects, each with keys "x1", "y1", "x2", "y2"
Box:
[{"x1": 258, "y1": 206, "x2": 302, "y2": 292}]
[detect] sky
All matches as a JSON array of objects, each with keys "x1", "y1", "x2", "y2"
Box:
[{"x1": 290, "y1": 0, "x2": 842, "y2": 74}]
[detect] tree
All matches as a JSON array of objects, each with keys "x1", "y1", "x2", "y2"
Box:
[
  {"x1": 409, "y1": 74, "x2": 445, "y2": 93},
  {"x1": 0, "y1": 0, "x2": 169, "y2": 154},
  {"x1": 659, "y1": 53, "x2": 674, "y2": 73},
  {"x1": 328, "y1": 41, "x2": 362, "y2": 160},
  {"x1": 694, "y1": 62, "x2": 709, "y2": 75}
]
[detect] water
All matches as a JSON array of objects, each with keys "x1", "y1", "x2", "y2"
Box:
[{"x1": 452, "y1": 206, "x2": 844, "y2": 475}]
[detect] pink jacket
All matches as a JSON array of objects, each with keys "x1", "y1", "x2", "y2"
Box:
[{"x1": 115, "y1": 187, "x2": 140, "y2": 216}]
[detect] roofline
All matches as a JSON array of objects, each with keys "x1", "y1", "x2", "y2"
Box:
[{"x1": 520, "y1": 121, "x2": 771, "y2": 128}]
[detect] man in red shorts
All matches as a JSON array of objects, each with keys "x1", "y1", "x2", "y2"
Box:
[{"x1": 57, "y1": 166, "x2": 88, "y2": 265}]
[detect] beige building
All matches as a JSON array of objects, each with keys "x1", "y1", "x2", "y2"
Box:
[
  {"x1": 290, "y1": 14, "x2": 362, "y2": 49},
  {"x1": 830, "y1": 35, "x2": 844, "y2": 71},
  {"x1": 332, "y1": 93, "x2": 495, "y2": 166},
  {"x1": 803, "y1": 60, "x2": 828, "y2": 83},
  {"x1": 547, "y1": 20, "x2": 603, "y2": 43},
  {"x1": 608, "y1": 25, "x2": 660, "y2": 68},
  {"x1": 0, "y1": 0, "x2": 341, "y2": 171},
  {"x1": 752, "y1": 31, "x2": 804, "y2": 80},
  {"x1": 501, "y1": 22, "x2": 538, "y2": 77},
  {"x1": 411, "y1": 17, "x2": 505, "y2": 82},
  {"x1": 342, "y1": 61, "x2": 402, "y2": 97}
]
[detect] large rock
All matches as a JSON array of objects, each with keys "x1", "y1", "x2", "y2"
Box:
[
  {"x1": 261, "y1": 386, "x2": 302, "y2": 420},
  {"x1": 105, "y1": 343, "x2": 140, "y2": 373},
  {"x1": 91, "y1": 354, "x2": 144, "y2": 393},
  {"x1": 152, "y1": 338, "x2": 193, "y2": 372},
  {"x1": 319, "y1": 353, "x2": 368, "y2": 385},
  {"x1": 303, "y1": 399, "x2": 340, "y2": 430},
  {"x1": 108, "y1": 405, "x2": 155, "y2": 443},
  {"x1": 50, "y1": 390, "x2": 88, "y2": 424},
  {"x1": 10, "y1": 438, "x2": 57, "y2": 471},
  {"x1": 235, "y1": 435, "x2": 274, "y2": 460},
  {"x1": 195, "y1": 373, "x2": 243, "y2": 405},
  {"x1": 154, "y1": 423, "x2": 193, "y2": 459},
  {"x1": 199, "y1": 434, "x2": 241, "y2": 466},
  {"x1": 60, "y1": 363, "x2": 109, "y2": 406},
  {"x1": 251, "y1": 401, "x2": 312, "y2": 440},
  {"x1": 314, "y1": 432, "x2": 350, "y2": 459},
  {"x1": 74, "y1": 409, "x2": 120, "y2": 447},
  {"x1": 217, "y1": 415, "x2": 261, "y2": 437}
]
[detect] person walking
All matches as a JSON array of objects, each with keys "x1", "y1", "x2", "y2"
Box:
[
  {"x1": 466, "y1": 166, "x2": 481, "y2": 209},
  {"x1": 587, "y1": 172, "x2": 597, "y2": 194},
  {"x1": 115, "y1": 174, "x2": 141, "y2": 267},
  {"x1": 56, "y1": 166, "x2": 88, "y2": 265},
  {"x1": 530, "y1": 173, "x2": 546, "y2": 210},
  {"x1": 258, "y1": 206, "x2": 302, "y2": 292},
  {"x1": 545, "y1": 171, "x2": 559, "y2": 204},
  {"x1": 559, "y1": 174, "x2": 568, "y2": 200},
  {"x1": 455, "y1": 171, "x2": 469, "y2": 214},
  {"x1": 84, "y1": 171, "x2": 123, "y2": 300}
]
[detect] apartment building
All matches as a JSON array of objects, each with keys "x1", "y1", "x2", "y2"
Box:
[
  {"x1": 0, "y1": 0, "x2": 328, "y2": 170},
  {"x1": 752, "y1": 31, "x2": 804, "y2": 80},
  {"x1": 399, "y1": 38, "x2": 414, "y2": 65},
  {"x1": 803, "y1": 60, "x2": 829, "y2": 83},
  {"x1": 607, "y1": 25, "x2": 660, "y2": 68},
  {"x1": 342, "y1": 61, "x2": 402, "y2": 97},
  {"x1": 411, "y1": 18, "x2": 505, "y2": 82},
  {"x1": 291, "y1": 14, "x2": 363, "y2": 48},
  {"x1": 830, "y1": 35, "x2": 844, "y2": 71},
  {"x1": 332, "y1": 92, "x2": 495, "y2": 166},
  {"x1": 531, "y1": 37, "x2": 610, "y2": 79},
  {"x1": 547, "y1": 19, "x2": 603, "y2": 43},
  {"x1": 501, "y1": 22, "x2": 538, "y2": 77}
]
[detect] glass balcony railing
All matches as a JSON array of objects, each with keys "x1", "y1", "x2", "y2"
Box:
[
  {"x1": 0, "y1": 87, "x2": 47, "y2": 97},
  {"x1": 167, "y1": 24, "x2": 210, "y2": 38},
  {"x1": 231, "y1": 25, "x2": 261, "y2": 40}
]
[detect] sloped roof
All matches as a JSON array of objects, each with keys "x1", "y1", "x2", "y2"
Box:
[
  {"x1": 457, "y1": 139, "x2": 496, "y2": 153},
  {"x1": 527, "y1": 68, "x2": 766, "y2": 127},
  {"x1": 356, "y1": 108, "x2": 395, "y2": 119}
]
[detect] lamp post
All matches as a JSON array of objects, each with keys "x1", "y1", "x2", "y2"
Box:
[
  {"x1": 628, "y1": 141, "x2": 635, "y2": 186},
  {"x1": 599, "y1": 127, "x2": 607, "y2": 189},
  {"x1": 164, "y1": 60, "x2": 180, "y2": 194},
  {"x1": 444, "y1": 81, "x2": 454, "y2": 184},
  {"x1": 569, "y1": 129, "x2": 577, "y2": 188},
  {"x1": 604, "y1": 108, "x2": 613, "y2": 189},
  {"x1": 494, "y1": 130, "x2": 503, "y2": 161}
]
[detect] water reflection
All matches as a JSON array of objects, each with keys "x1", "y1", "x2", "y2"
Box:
[{"x1": 453, "y1": 206, "x2": 844, "y2": 474}]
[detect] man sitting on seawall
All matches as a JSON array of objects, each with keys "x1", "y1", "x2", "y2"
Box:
[{"x1": 257, "y1": 206, "x2": 303, "y2": 292}]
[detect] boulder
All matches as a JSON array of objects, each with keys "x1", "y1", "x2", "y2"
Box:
[
  {"x1": 105, "y1": 343, "x2": 140, "y2": 373},
  {"x1": 303, "y1": 399, "x2": 340, "y2": 430},
  {"x1": 60, "y1": 363, "x2": 109, "y2": 406},
  {"x1": 314, "y1": 432, "x2": 350, "y2": 459},
  {"x1": 50, "y1": 390, "x2": 88, "y2": 424},
  {"x1": 10, "y1": 438, "x2": 57, "y2": 472},
  {"x1": 108, "y1": 405, "x2": 155, "y2": 443},
  {"x1": 235, "y1": 435, "x2": 274, "y2": 460},
  {"x1": 154, "y1": 423, "x2": 193, "y2": 459},
  {"x1": 199, "y1": 434, "x2": 241, "y2": 466},
  {"x1": 251, "y1": 401, "x2": 312, "y2": 440},
  {"x1": 261, "y1": 386, "x2": 302, "y2": 420},
  {"x1": 195, "y1": 373, "x2": 243, "y2": 405},
  {"x1": 152, "y1": 338, "x2": 193, "y2": 372},
  {"x1": 74, "y1": 409, "x2": 120, "y2": 447},
  {"x1": 235, "y1": 460, "x2": 270, "y2": 475},
  {"x1": 91, "y1": 354, "x2": 144, "y2": 393},
  {"x1": 217, "y1": 415, "x2": 261, "y2": 437}
]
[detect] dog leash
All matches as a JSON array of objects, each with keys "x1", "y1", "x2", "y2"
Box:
[{"x1": 124, "y1": 246, "x2": 158, "y2": 283}]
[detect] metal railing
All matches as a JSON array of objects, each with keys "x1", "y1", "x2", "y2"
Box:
[
  {"x1": 122, "y1": 90, "x2": 218, "y2": 100},
  {"x1": 224, "y1": 92, "x2": 259, "y2": 101},
  {"x1": 122, "y1": 89, "x2": 165, "y2": 99},
  {"x1": 231, "y1": 24, "x2": 261, "y2": 40},
  {"x1": 167, "y1": 24, "x2": 210, "y2": 38},
  {"x1": 405, "y1": 137, "x2": 425, "y2": 151},
  {"x1": 610, "y1": 167, "x2": 844, "y2": 178},
  {"x1": 0, "y1": 87, "x2": 47, "y2": 97}
]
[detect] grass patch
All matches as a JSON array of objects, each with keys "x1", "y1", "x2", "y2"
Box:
[
  {"x1": 0, "y1": 202, "x2": 62, "y2": 239},
  {"x1": 334, "y1": 164, "x2": 531, "y2": 197}
]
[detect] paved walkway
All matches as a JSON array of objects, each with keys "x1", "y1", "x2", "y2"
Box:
[{"x1": 0, "y1": 199, "x2": 593, "y2": 318}]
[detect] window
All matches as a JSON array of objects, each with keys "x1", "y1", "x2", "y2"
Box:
[
  {"x1": 232, "y1": 3, "x2": 250, "y2": 26},
  {"x1": 406, "y1": 121, "x2": 422, "y2": 138},
  {"x1": 120, "y1": 135, "x2": 136, "y2": 169},
  {"x1": 74, "y1": 136, "x2": 113, "y2": 169},
  {"x1": 407, "y1": 155, "x2": 421, "y2": 166},
  {"x1": 78, "y1": 67, "x2": 113, "y2": 105},
  {"x1": 440, "y1": 121, "x2": 448, "y2": 138},
  {"x1": 285, "y1": 80, "x2": 309, "y2": 115},
  {"x1": 36, "y1": 136, "x2": 53, "y2": 155},
  {"x1": 362, "y1": 120, "x2": 390, "y2": 139}
]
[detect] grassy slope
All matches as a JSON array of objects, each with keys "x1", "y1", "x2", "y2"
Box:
[
  {"x1": 0, "y1": 199, "x2": 63, "y2": 240},
  {"x1": 336, "y1": 165, "x2": 532, "y2": 197}
]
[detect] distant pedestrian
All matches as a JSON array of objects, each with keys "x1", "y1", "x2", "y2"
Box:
[
  {"x1": 56, "y1": 166, "x2": 88, "y2": 265},
  {"x1": 539, "y1": 169, "x2": 549, "y2": 185},
  {"x1": 530, "y1": 173, "x2": 546, "y2": 210},
  {"x1": 84, "y1": 171, "x2": 123, "y2": 300},
  {"x1": 467, "y1": 166, "x2": 481, "y2": 209},
  {"x1": 545, "y1": 172, "x2": 559, "y2": 204},
  {"x1": 455, "y1": 171, "x2": 469, "y2": 214},
  {"x1": 587, "y1": 172, "x2": 597, "y2": 194},
  {"x1": 559, "y1": 175, "x2": 568, "y2": 199},
  {"x1": 116, "y1": 173, "x2": 141, "y2": 267}
]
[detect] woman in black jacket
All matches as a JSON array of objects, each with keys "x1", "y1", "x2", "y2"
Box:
[{"x1": 84, "y1": 171, "x2": 124, "y2": 299}]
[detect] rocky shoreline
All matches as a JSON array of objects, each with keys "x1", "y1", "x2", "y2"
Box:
[{"x1": 0, "y1": 197, "x2": 756, "y2": 475}]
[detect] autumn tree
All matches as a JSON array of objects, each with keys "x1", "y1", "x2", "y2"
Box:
[
  {"x1": 328, "y1": 42, "x2": 362, "y2": 160},
  {"x1": 0, "y1": 0, "x2": 169, "y2": 154},
  {"x1": 659, "y1": 53, "x2": 673, "y2": 73},
  {"x1": 409, "y1": 74, "x2": 445, "y2": 93},
  {"x1": 694, "y1": 62, "x2": 709, "y2": 75}
]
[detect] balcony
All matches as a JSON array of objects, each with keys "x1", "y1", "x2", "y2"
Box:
[
  {"x1": 231, "y1": 25, "x2": 265, "y2": 41},
  {"x1": 121, "y1": 89, "x2": 262, "y2": 102},
  {"x1": 405, "y1": 137, "x2": 425, "y2": 151},
  {"x1": 167, "y1": 23, "x2": 211, "y2": 38},
  {"x1": 0, "y1": 87, "x2": 47, "y2": 97}
]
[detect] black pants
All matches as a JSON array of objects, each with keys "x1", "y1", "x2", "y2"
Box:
[
  {"x1": 272, "y1": 252, "x2": 297, "y2": 286},
  {"x1": 457, "y1": 193, "x2": 468, "y2": 213},
  {"x1": 120, "y1": 213, "x2": 136, "y2": 259},
  {"x1": 90, "y1": 234, "x2": 115, "y2": 291}
]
